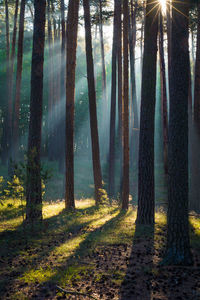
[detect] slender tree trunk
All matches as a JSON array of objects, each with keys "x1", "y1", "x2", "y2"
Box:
[
  {"x1": 166, "y1": 0, "x2": 172, "y2": 97},
  {"x1": 2, "y1": 0, "x2": 10, "y2": 163},
  {"x1": 26, "y1": 0, "x2": 46, "y2": 222},
  {"x1": 9, "y1": 0, "x2": 19, "y2": 135},
  {"x1": 83, "y1": 0, "x2": 103, "y2": 205},
  {"x1": 51, "y1": 2, "x2": 59, "y2": 160},
  {"x1": 58, "y1": 0, "x2": 66, "y2": 172},
  {"x1": 99, "y1": 0, "x2": 108, "y2": 160},
  {"x1": 13, "y1": 0, "x2": 26, "y2": 160},
  {"x1": 191, "y1": 2, "x2": 200, "y2": 213},
  {"x1": 99, "y1": 0, "x2": 107, "y2": 103},
  {"x1": 140, "y1": 1, "x2": 145, "y2": 74},
  {"x1": 47, "y1": 0, "x2": 54, "y2": 161},
  {"x1": 122, "y1": 0, "x2": 129, "y2": 210},
  {"x1": 116, "y1": 0, "x2": 123, "y2": 196},
  {"x1": 159, "y1": 14, "x2": 168, "y2": 174},
  {"x1": 129, "y1": 0, "x2": 139, "y2": 169},
  {"x1": 108, "y1": 0, "x2": 117, "y2": 198},
  {"x1": 65, "y1": 0, "x2": 80, "y2": 210},
  {"x1": 136, "y1": 0, "x2": 158, "y2": 224},
  {"x1": 162, "y1": 0, "x2": 193, "y2": 265}
]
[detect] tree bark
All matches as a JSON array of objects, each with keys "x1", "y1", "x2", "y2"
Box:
[
  {"x1": 26, "y1": 0, "x2": 46, "y2": 222},
  {"x1": 136, "y1": 0, "x2": 158, "y2": 224},
  {"x1": 116, "y1": 0, "x2": 123, "y2": 196},
  {"x1": 163, "y1": 0, "x2": 193, "y2": 265},
  {"x1": 9, "y1": 0, "x2": 19, "y2": 139},
  {"x1": 58, "y1": 0, "x2": 66, "y2": 172},
  {"x1": 47, "y1": 0, "x2": 54, "y2": 161},
  {"x1": 129, "y1": 0, "x2": 139, "y2": 170},
  {"x1": 122, "y1": 0, "x2": 129, "y2": 210},
  {"x1": 13, "y1": 0, "x2": 26, "y2": 160},
  {"x1": 65, "y1": 0, "x2": 80, "y2": 210},
  {"x1": 99, "y1": 0, "x2": 107, "y2": 104},
  {"x1": 108, "y1": 0, "x2": 117, "y2": 198},
  {"x1": 2, "y1": 0, "x2": 10, "y2": 163},
  {"x1": 159, "y1": 14, "x2": 168, "y2": 175},
  {"x1": 191, "y1": 2, "x2": 200, "y2": 213},
  {"x1": 83, "y1": 0, "x2": 103, "y2": 205}
]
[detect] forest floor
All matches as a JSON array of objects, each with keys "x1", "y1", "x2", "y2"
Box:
[{"x1": 0, "y1": 199, "x2": 200, "y2": 300}]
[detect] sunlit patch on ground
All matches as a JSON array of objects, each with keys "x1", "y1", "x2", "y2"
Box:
[{"x1": 0, "y1": 199, "x2": 199, "y2": 299}]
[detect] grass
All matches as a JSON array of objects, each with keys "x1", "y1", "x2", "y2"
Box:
[{"x1": 0, "y1": 198, "x2": 199, "y2": 299}]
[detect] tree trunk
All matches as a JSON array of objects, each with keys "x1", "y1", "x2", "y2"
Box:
[
  {"x1": 136, "y1": 0, "x2": 158, "y2": 224},
  {"x1": 2, "y1": 0, "x2": 10, "y2": 163},
  {"x1": 108, "y1": 0, "x2": 117, "y2": 198},
  {"x1": 166, "y1": 0, "x2": 172, "y2": 97},
  {"x1": 140, "y1": 0, "x2": 145, "y2": 74},
  {"x1": 129, "y1": 0, "x2": 139, "y2": 170},
  {"x1": 65, "y1": 0, "x2": 80, "y2": 210},
  {"x1": 47, "y1": 0, "x2": 54, "y2": 161},
  {"x1": 13, "y1": 0, "x2": 26, "y2": 160},
  {"x1": 159, "y1": 14, "x2": 168, "y2": 175},
  {"x1": 191, "y1": 2, "x2": 200, "y2": 213},
  {"x1": 26, "y1": 0, "x2": 46, "y2": 222},
  {"x1": 99, "y1": 0, "x2": 107, "y2": 103},
  {"x1": 83, "y1": 0, "x2": 103, "y2": 205},
  {"x1": 9, "y1": 0, "x2": 19, "y2": 139},
  {"x1": 58, "y1": 0, "x2": 66, "y2": 173},
  {"x1": 162, "y1": 0, "x2": 193, "y2": 265},
  {"x1": 122, "y1": 0, "x2": 129, "y2": 210},
  {"x1": 116, "y1": 0, "x2": 123, "y2": 196}
]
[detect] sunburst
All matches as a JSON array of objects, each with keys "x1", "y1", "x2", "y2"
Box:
[{"x1": 159, "y1": 0, "x2": 167, "y2": 15}]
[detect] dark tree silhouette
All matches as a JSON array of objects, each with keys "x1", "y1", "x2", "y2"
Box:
[
  {"x1": 65, "y1": 0, "x2": 80, "y2": 210},
  {"x1": 191, "y1": 1, "x2": 200, "y2": 213},
  {"x1": 122, "y1": 0, "x2": 129, "y2": 210},
  {"x1": 163, "y1": 0, "x2": 193, "y2": 265},
  {"x1": 159, "y1": 14, "x2": 168, "y2": 175},
  {"x1": 83, "y1": 0, "x2": 103, "y2": 205},
  {"x1": 136, "y1": 0, "x2": 159, "y2": 224},
  {"x1": 13, "y1": 0, "x2": 26, "y2": 160},
  {"x1": 108, "y1": 0, "x2": 117, "y2": 198},
  {"x1": 26, "y1": 0, "x2": 46, "y2": 222}
]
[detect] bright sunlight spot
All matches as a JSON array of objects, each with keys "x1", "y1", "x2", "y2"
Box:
[{"x1": 159, "y1": 0, "x2": 167, "y2": 14}]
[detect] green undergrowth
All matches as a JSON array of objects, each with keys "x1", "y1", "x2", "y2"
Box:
[{"x1": 0, "y1": 199, "x2": 199, "y2": 299}]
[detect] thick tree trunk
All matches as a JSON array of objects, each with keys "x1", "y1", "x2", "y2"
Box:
[
  {"x1": 65, "y1": 0, "x2": 79, "y2": 210},
  {"x1": 26, "y1": 0, "x2": 46, "y2": 222},
  {"x1": 163, "y1": 0, "x2": 193, "y2": 265},
  {"x1": 191, "y1": 2, "x2": 200, "y2": 213},
  {"x1": 13, "y1": 0, "x2": 26, "y2": 160},
  {"x1": 136, "y1": 0, "x2": 158, "y2": 224},
  {"x1": 83, "y1": 0, "x2": 103, "y2": 205},
  {"x1": 122, "y1": 0, "x2": 129, "y2": 210},
  {"x1": 108, "y1": 0, "x2": 117, "y2": 198},
  {"x1": 159, "y1": 14, "x2": 168, "y2": 175}
]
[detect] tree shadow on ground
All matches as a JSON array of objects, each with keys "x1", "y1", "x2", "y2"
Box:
[
  {"x1": 120, "y1": 223, "x2": 155, "y2": 300},
  {"x1": 30, "y1": 210, "x2": 129, "y2": 299},
  {"x1": 0, "y1": 204, "x2": 119, "y2": 298}
]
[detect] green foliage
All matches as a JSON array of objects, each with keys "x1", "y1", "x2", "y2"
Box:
[
  {"x1": 98, "y1": 187, "x2": 109, "y2": 205},
  {"x1": 10, "y1": 155, "x2": 52, "y2": 200},
  {"x1": 0, "y1": 176, "x2": 5, "y2": 205},
  {"x1": 6, "y1": 175, "x2": 24, "y2": 200}
]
